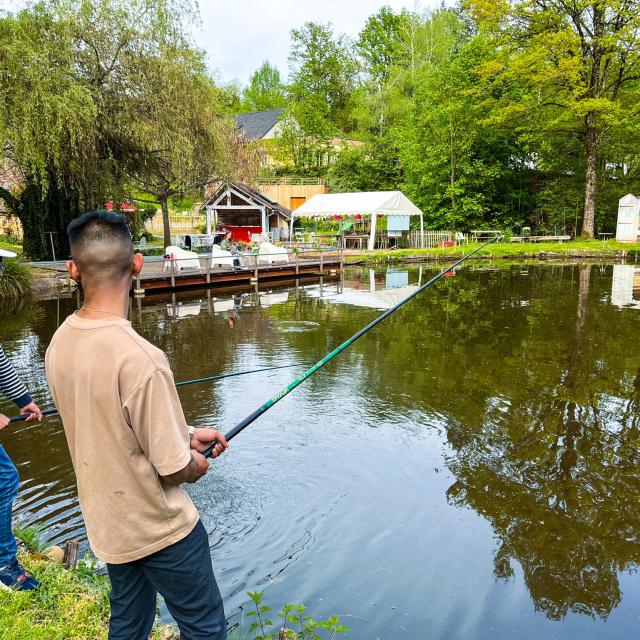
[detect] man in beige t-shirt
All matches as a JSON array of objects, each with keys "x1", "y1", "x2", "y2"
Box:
[{"x1": 46, "y1": 210, "x2": 228, "y2": 640}]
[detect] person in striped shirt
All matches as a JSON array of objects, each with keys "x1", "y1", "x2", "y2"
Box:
[{"x1": 0, "y1": 344, "x2": 43, "y2": 590}]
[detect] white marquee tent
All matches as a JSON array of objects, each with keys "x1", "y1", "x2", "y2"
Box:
[{"x1": 291, "y1": 191, "x2": 425, "y2": 250}]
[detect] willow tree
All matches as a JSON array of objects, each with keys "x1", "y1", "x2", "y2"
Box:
[
  {"x1": 117, "y1": 45, "x2": 240, "y2": 248},
  {"x1": 0, "y1": 0, "x2": 240, "y2": 258},
  {"x1": 0, "y1": 5, "x2": 98, "y2": 258},
  {"x1": 467, "y1": 0, "x2": 640, "y2": 238}
]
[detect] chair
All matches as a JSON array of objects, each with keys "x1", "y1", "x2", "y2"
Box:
[
  {"x1": 258, "y1": 242, "x2": 290, "y2": 264},
  {"x1": 162, "y1": 246, "x2": 200, "y2": 272},
  {"x1": 454, "y1": 232, "x2": 465, "y2": 245},
  {"x1": 210, "y1": 245, "x2": 235, "y2": 268},
  {"x1": 134, "y1": 236, "x2": 147, "y2": 250}
]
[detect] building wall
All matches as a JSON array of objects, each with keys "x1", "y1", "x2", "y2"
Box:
[{"x1": 258, "y1": 180, "x2": 329, "y2": 213}]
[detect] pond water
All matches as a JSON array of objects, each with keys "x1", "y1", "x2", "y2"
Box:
[{"x1": 2, "y1": 262, "x2": 640, "y2": 639}]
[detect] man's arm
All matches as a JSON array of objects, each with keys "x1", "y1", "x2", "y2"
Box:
[
  {"x1": 162, "y1": 449, "x2": 209, "y2": 485},
  {"x1": 162, "y1": 429, "x2": 229, "y2": 484},
  {"x1": 0, "y1": 345, "x2": 42, "y2": 422}
]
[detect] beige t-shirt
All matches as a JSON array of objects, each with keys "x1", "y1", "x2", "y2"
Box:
[{"x1": 45, "y1": 314, "x2": 199, "y2": 564}]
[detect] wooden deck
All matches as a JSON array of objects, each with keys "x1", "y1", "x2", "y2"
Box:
[{"x1": 135, "y1": 255, "x2": 342, "y2": 292}]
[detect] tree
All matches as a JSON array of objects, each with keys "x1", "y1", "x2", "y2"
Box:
[
  {"x1": 242, "y1": 61, "x2": 286, "y2": 112},
  {"x1": 0, "y1": 0, "x2": 246, "y2": 257},
  {"x1": 467, "y1": 0, "x2": 640, "y2": 237},
  {"x1": 288, "y1": 22, "x2": 356, "y2": 136}
]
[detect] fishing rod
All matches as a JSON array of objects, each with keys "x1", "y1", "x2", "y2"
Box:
[
  {"x1": 6, "y1": 363, "x2": 299, "y2": 424},
  {"x1": 204, "y1": 236, "x2": 499, "y2": 457}
]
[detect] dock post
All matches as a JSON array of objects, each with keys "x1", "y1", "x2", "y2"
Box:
[
  {"x1": 320, "y1": 249, "x2": 324, "y2": 274},
  {"x1": 63, "y1": 540, "x2": 80, "y2": 570},
  {"x1": 170, "y1": 257, "x2": 176, "y2": 289},
  {"x1": 295, "y1": 251, "x2": 299, "y2": 275},
  {"x1": 251, "y1": 254, "x2": 258, "y2": 283},
  {"x1": 340, "y1": 245, "x2": 344, "y2": 271},
  {"x1": 134, "y1": 274, "x2": 145, "y2": 296},
  {"x1": 206, "y1": 257, "x2": 211, "y2": 284}
]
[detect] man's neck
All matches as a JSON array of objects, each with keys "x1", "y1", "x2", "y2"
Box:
[{"x1": 77, "y1": 283, "x2": 130, "y2": 320}]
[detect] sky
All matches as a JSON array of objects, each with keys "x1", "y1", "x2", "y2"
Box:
[
  {"x1": 193, "y1": 0, "x2": 446, "y2": 85},
  {"x1": 0, "y1": 0, "x2": 448, "y2": 85}
]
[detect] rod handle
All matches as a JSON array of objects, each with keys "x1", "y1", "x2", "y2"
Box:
[{"x1": 9, "y1": 408, "x2": 58, "y2": 423}]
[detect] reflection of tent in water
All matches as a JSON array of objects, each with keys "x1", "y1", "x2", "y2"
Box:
[
  {"x1": 610, "y1": 264, "x2": 640, "y2": 309},
  {"x1": 166, "y1": 303, "x2": 201, "y2": 319},
  {"x1": 306, "y1": 268, "x2": 420, "y2": 310}
]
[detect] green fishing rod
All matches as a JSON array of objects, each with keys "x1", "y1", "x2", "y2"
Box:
[
  {"x1": 204, "y1": 237, "x2": 498, "y2": 458},
  {"x1": 7, "y1": 363, "x2": 299, "y2": 424}
]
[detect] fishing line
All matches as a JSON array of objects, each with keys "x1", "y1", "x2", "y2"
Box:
[
  {"x1": 204, "y1": 237, "x2": 499, "y2": 457},
  {"x1": 6, "y1": 363, "x2": 300, "y2": 424}
]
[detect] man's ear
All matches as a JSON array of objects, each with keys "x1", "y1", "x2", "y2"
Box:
[
  {"x1": 132, "y1": 252, "x2": 144, "y2": 276},
  {"x1": 67, "y1": 260, "x2": 80, "y2": 282}
]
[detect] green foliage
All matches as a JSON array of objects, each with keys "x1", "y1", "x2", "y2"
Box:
[
  {"x1": 288, "y1": 22, "x2": 356, "y2": 137},
  {"x1": 0, "y1": 552, "x2": 171, "y2": 640},
  {"x1": 0, "y1": 0, "x2": 252, "y2": 258},
  {"x1": 466, "y1": 0, "x2": 640, "y2": 237},
  {"x1": 0, "y1": 260, "x2": 33, "y2": 300},
  {"x1": 13, "y1": 524, "x2": 48, "y2": 553},
  {"x1": 242, "y1": 61, "x2": 286, "y2": 112},
  {"x1": 232, "y1": 591, "x2": 349, "y2": 640}
]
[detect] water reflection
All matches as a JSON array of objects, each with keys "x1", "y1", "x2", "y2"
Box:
[{"x1": 3, "y1": 264, "x2": 640, "y2": 637}]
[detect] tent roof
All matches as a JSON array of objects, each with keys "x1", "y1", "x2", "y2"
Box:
[
  {"x1": 292, "y1": 191, "x2": 423, "y2": 218},
  {"x1": 0, "y1": 248, "x2": 17, "y2": 258}
]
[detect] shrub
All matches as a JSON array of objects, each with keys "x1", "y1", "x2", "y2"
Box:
[
  {"x1": 231, "y1": 591, "x2": 349, "y2": 640},
  {"x1": 0, "y1": 260, "x2": 33, "y2": 299}
]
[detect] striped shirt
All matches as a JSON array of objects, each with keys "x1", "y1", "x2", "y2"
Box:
[{"x1": 0, "y1": 344, "x2": 32, "y2": 408}]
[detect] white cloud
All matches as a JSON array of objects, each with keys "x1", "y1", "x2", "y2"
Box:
[
  {"x1": 0, "y1": 0, "x2": 450, "y2": 84},
  {"x1": 194, "y1": 0, "x2": 447, "y2": 84}
]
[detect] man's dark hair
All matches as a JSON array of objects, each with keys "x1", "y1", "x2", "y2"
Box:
[{"x1": 67, "y1": 210, "x2": 134, "y2": 281}]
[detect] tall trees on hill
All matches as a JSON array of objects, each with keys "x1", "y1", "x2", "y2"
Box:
[
  {"x1": 467, "y1": 0, "x2": 640, "y2": 237},
  {"x1": 245, "y1": 3, "x2": 640, "y2": 235},
  {"x1": 242, "y1": 61, "x2": 287, "y2": 112}
]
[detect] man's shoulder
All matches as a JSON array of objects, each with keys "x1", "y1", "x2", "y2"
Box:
[
  {"x1": 47, "y1": 316, "x2": 169, "y2": 372},
  {"x1": 118, "y1": 325, "x2": 169, "y2": 372}
]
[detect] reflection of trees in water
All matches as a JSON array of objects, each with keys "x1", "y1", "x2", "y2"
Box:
[{"x1": 445, "y1": 264, "x2": 640, "y2": 620}]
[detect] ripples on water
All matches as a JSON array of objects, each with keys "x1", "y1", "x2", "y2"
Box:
[{"x1": 3, "y1": 264, "x2": 640, "y2": 638}]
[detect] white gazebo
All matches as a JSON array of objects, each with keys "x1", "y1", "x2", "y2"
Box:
[{"x1": 290, "y1": 191, "x2": 425, "y2": 250}]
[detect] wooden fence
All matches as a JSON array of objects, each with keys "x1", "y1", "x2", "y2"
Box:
[
  {"x1": 145, "y1": 212, "x2": 203, "y2": 233},
  {"x1": 407, "y1": 230, "x2": 453, "y2": 248}
]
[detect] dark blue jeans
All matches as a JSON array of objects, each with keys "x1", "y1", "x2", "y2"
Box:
[
  {"x1": 0, "y1": 443, "x2": 19, "y2": 567},
  {"x1": 107, "y1": 519, "x2": 226, "y2": 640}
]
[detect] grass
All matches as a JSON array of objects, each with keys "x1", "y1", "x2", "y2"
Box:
[
  {"x1": 0, "y1": 239, "x2": 22, "y2": 254},
  {"x1": 345, "y1": 238, "x2": 640, "y2": 264},
  {"x1": 13, "y1": 525, "x2": 49, "y2": 553},
  {"x1": 0, "y1": 551, "x2": 176, "y2": 640},
  {"x1": 0, "y1": 260, "x2": 34, "y2": 299}
]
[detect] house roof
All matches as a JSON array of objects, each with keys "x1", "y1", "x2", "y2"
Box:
[
  {"x1": 234, "y1": 109, "x2": 284, "y2": 140},
  {"x1": 201, "y1": 182, "x2": 291, "y2": 218}
]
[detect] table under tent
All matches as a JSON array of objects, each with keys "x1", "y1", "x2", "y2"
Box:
[{"x1": 290, "y1": 191, "x2": 426, "y2": 250}]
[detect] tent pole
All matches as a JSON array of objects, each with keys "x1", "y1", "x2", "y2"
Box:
[
  {"x1": 290, "y1": 214, "x2": 295, "y2": 244},
  {"x1": 368, "y1": 213, "x2": 377, "y2": 251},
  {"x1": 205, "y1": 207, "x2": 212, "y2": 236},
  {"x1": 420, "y1": 213, "x2": 424, "y2": 249}
]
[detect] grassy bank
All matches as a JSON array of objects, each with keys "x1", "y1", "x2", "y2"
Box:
[
  {"x1": 1, "y1": 548, "x2": 348, "y2": 640},
  {"x1": 0, "y1": 551, "x2": 176, "y2": 640},
  {"x1": 345, "y1": 239, "x2": 640, "y2": 264},
  {"x1": 0, "y1": 260, "x2": 33, "y2": 299}
]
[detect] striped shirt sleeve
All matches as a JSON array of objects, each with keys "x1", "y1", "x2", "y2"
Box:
[{"x1": 0, "y1": 344, "x2": 32, "y2": 408}]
